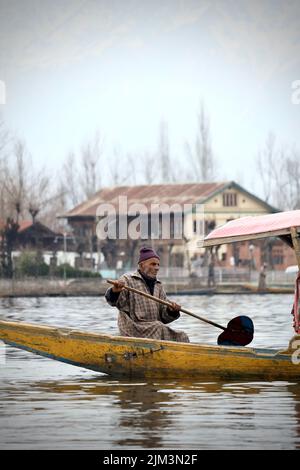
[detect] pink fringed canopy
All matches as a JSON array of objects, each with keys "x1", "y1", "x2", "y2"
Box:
[
  {"x1": 204, "y1": 210, "x2": 300, "y2": 246},
  {"x1": 203, "y1": 210, "x2": 300, "y2": 334}
]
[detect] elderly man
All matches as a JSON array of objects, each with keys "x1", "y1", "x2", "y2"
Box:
[{"x1": 105, "y1": 246, "x2": 189, "y2": 343}]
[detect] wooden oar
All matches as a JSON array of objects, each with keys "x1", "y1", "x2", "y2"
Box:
[{"x1": 107, "y1": 279, "x2": 254, "y2": 346}]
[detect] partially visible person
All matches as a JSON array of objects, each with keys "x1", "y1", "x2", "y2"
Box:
[
  {"x1": 258, "y1": 262, "x2": 267, "y2": 291},
  {"x1": 207, "y1": 250, "x2": 217, "y2": 288},
  {"x1": 105, "y1": 246, "x2": 189, "y2": 343}
]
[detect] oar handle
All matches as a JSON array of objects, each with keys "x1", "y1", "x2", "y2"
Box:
[
  {"x1": 179, "y1": 307, "x2": 226, "y2": 330},
  {"x1": 107, "y1": 279, "x2": 226, "y2": 331}
]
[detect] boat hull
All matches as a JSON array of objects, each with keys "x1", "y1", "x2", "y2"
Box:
[{"x1": 0, "y1": 320, "x2": 300, "y2": 379}]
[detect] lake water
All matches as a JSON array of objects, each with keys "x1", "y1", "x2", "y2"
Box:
[{"x1": 1, "y1": 294, "x2": 300, "y2": 450}]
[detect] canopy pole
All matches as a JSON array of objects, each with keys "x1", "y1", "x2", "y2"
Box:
[{"x1": 291, "y1": 227, "x2": 300, "y2": 271}]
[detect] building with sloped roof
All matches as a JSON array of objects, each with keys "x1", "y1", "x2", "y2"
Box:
[
  {"x1": 61, "y1": 180, "x2": 295, "y2": 272},
  {"x1": 0, "y1": 220, "x2": 61, "y2": 250}
]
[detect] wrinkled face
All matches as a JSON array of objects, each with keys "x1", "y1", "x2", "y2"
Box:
[{"x1": 139, "y1": 257, "x2": 160, "y2": 278}]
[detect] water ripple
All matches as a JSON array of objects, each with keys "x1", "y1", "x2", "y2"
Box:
[{"x1": 0, "y1": 295, "x2": 299, "y2": 449}]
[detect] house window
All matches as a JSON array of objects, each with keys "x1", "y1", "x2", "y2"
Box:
[
  {"x1": 273, "y1": 248, "x2": 284, "y2": 265},
  {"x1": 193, "y1": 220, "x2": 197, "y2": 234},
  {"x1": 223, "y1": 192, "x2": 237, "y2": 207}
]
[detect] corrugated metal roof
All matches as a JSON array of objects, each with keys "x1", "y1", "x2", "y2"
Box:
[
  {"x1": 0, "y1": 220, "x2": 59, "y2": 235},
  {"x1": 0, "y1": 220, "x2": 33, "y2": 232},
  {"x1": 18, "y1": 221, "x2": 34, "y2": 232},
  {"x1": 63, "y1": 182, "x2": 228, "y2": 218}
]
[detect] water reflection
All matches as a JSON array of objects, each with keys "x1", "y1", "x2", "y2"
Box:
[
  {"x1": 1, "y1": 295, "x2": 299, "y2": 449},
  {"x1": 9, "y1": 377, "x2": 300, "y2": 449}
]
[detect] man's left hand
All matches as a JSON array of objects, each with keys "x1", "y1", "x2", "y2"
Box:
[{"x1": 169, "y1": 302, "x2": 181, "y2": 312}]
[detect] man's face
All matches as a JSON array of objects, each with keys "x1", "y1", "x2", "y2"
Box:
[{"x1": 139, "y1": 257, "x2": 160, "y2": 279}]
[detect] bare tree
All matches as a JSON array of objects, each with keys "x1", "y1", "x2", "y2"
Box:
[
  {"x1": 108, "y1": 146, "x2": 137, "y2": 186},
  {"x1": 140, "y1": 150, "x2": 156, "y2": 184},
  {"x1": 158, "y1": 120, "x2": 172, "y2": 183},
  {"x1": 125, "y1": 152, "x2": 137, "y2": 185},
  {"x1": 0, "y1": 116, "x2": 10, "y2": 157},
  {"x1": 0, "y1": 120, "x2": 10, "y2": 220},
  {"x1": 41, "y1": 179, "x2": 68, "y2": 232},
  {"x1": 60, "y1": 131, "x2": 104, "y2": 211},
  {"x1": 1, "y1": 138, "x2": 64, "y2": 227},
  {"x1": 0, "y1": 136, "x2": 65, "y2": 275},
  {"x1": 186, "y1": 102, "x2": 216, "y2": 182},
  {"x1": 283, "y1": 150, "x2": 300, "y2": 209},
  {"x1": 0, "y1": 217, "x2": 19, "y2": 278},
  {"x1": 3, "y1": 139, "x2": 29, "y2": 220},
  {"x1": 80, "y1": 131, "x2": 103, "y2": 199},
  {"x1": 28, "y1": 167, "x2": 53, "y2": 222},
  {"x1": 256, "y1": 132, "x2": 279, "y2": 203},
  {"x1": 62, "y1": 151, "x2": 81, "y2": 207},
  {"x1": 109, "y1": 146, "x2": 123, "y2": 186},
  {"x1": 257, "y1": 134, "x2": 300, "y2": 210}
]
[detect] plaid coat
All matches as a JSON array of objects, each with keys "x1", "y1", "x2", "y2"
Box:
[{"x1": 105, "y1": 271, "x2": 189, "y2": 343}]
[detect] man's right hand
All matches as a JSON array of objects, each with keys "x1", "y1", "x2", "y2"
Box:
[{"x1": 111, "y1": 281, "x2": 125, "y2": 293}]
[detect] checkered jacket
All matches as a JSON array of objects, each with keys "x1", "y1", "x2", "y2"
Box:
[{"x1": 105, "y1": 271, "x2": 189, "y2": 342}]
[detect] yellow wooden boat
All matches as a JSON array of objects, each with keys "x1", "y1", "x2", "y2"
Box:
[
  {"x1": 0, "y1": 319, "x2": 299, "y2": 379},
  {"x1": 0, "y1": 210, "x2": 300, "y2": 379}
]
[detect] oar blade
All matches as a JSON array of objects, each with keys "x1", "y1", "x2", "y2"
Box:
[{"x1": 217, "y1": 316, "x2": 254, "y2": 347}]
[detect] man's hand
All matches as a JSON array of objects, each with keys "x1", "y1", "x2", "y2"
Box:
[
  {"x1": 168, "y1": 302, "x2": 181, "y2": 313},
  {"x1": 111, "y1": 280, "x2": 125, "y2": 293}
]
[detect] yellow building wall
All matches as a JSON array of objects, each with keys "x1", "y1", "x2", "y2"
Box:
[
  {"x1": 186, "y1": 188, "x2": 274, "y2": 260},
  {"x1": 204, "y1": 189, "x2": 271, "y2": 217},
  {"x1": 185, "y1": 188, "x2": 272, "y2": 239}
]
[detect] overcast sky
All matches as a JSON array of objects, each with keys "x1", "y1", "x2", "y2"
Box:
[{"x1": 0, "y1": 0, "x2": 299, "y2": 194}]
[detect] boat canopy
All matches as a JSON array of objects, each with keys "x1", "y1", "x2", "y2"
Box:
[
  {"x1": 202, "y1": 210, "x2": 300, "y2": 334},
  {"x1": 203, "y1": 210, "x2": 300, "y2": 247}
]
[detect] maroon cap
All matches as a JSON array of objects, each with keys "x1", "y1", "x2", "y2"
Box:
[{"x1": 138, "y1": 247, "x2": 160, "y2": 264}]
